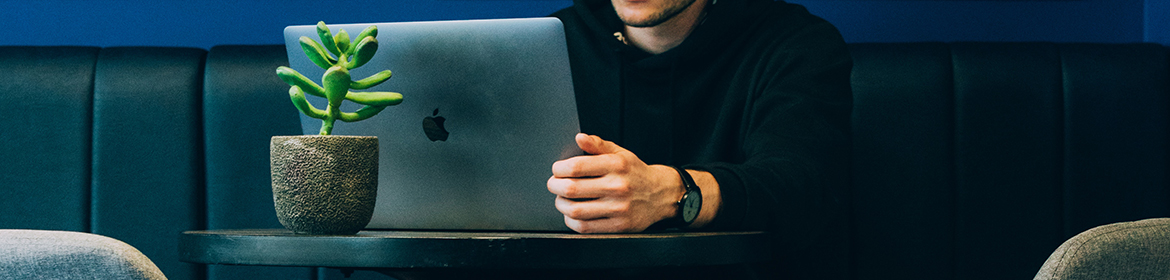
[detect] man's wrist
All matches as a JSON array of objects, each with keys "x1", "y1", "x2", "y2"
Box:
[
  {"x1": 651, "y1": 166, "x2": 702, "y2": 230},
  {"x1": 647, "y1": 165, "x2": 685, "y2": 230}
]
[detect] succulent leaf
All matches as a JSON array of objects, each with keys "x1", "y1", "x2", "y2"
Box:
[
  {"x1": 339, "y1": 105, "x2": 389, "y2": 122},
  {"x1": 316, "y1": 21, "x2": 341, "y2": 57},
  {"x1": 289, "y1": 86, "x2": 327, "y2": 119},
  {"x1": 334, "y1": 29, "x2": 352, "y2": 55},
  {"x1": 345, "y1": 91, "x2": 403, "y2": 106},
  {"x1": 350, "y1": 70, "x2": 392, "y2": 90},
  {"x1": 275, "y1": 67, "x2": 326, "y2": 97},
  {"x1": 347, "y1": 37, "x2": 378, "y2": 69},
  {"x1": 322, "y1": 66, "x2": 352, "y2": 107},
  {"x1": 298, "y1": 37, "x2": 337, "y2": 69},
  {"x1": 354, "y1": 25, "x2": 378, "y2": 45}
]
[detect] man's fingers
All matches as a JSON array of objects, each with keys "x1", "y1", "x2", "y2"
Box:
[
  {"x1": 551, "y1": 155, "x2": 616, "y2": 178},
  {"x1": 547, "y1": 176, "x2": 621, "y2": 199},
  {"x1": 563, "y1": 215, "x2": 639, "y2": 234},
  {"x1": 576, "y1": 133, "x2": 624, "y2": 155},
  {"x1": 554, "y1": 196, "x2": 628, "y2": 221},
  {"x1": 552, "y1": 134, "x2": 637, "y2": 178}
]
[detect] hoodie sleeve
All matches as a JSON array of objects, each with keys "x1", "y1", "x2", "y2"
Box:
[{"x1": 692, "y1": 19, "x2": 853, "y2": 238}]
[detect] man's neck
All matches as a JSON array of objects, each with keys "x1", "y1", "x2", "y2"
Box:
[{"x1": 623, "y1": 0, "x2": 709, "y2": 55}]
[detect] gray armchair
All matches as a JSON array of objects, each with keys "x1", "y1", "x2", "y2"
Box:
[
  {"x1": 0, "y1": 230, "x2": 167, "y2": 279},
  {"x1": 1034, "y1": 218, "x2": 1170, "y2": 280}
]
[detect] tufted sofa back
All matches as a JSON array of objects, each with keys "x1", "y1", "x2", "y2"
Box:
[
  {"x1": 849, "y1": 42, "x2": 1169, "y2": 279},
  {"x1": 0, "y1": 46, "x2": 307, "y2": 280},
  {"x1": 0, "y1": 43, "x2": 1167, "y2": 280}
]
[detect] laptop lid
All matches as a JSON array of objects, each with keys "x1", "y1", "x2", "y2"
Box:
[{"x1": 283, "y1": 18, "x2": 580, "y2": 231}]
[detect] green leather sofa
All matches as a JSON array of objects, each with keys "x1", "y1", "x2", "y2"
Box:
[{"x1": 1, "y1": 43, "x2": 1166, "y2": 280}]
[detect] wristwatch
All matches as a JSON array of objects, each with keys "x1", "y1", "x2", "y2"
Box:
[{"x1": 666, "y1": 166, "x2": 703, "y2": 229}]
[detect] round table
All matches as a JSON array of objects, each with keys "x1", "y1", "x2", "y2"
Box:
[{"x1": 179, "y1": 229, "x2": 769, "y2": 269}]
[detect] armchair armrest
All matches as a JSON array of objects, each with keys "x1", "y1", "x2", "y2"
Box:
[
  {"x1": 0, "y1": 230, "x2": 166, "y2": 279},
  {"x1": 1034, "y1": 218, "x2": 1170, "y2": 280}
]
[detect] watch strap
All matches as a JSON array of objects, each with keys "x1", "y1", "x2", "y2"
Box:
[
  {"x1": 650, "y1": 166, "x2": 700, "y2": 230},
  {"x1": 672, "y1": 166, "x2": 698, "y2": 194}
]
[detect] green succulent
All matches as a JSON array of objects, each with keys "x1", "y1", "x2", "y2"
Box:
[{"x1": 276, "y1": 21, "x2": 403, "y2": 135}]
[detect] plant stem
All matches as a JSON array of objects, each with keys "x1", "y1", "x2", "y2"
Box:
[
  {"x1": 320, "y1": 106, "x2": 338, "y2": 135},
  {"x1": 319, "y1": 117, "x2": 335, "y2": 135}
]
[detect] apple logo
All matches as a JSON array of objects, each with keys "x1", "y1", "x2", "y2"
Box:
[{"x1": 422, "y1": 108, "x2": 449, "y2": 141}]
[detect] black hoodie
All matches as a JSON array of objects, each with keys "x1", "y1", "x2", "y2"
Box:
[{"x1": 552, "y1": 0, "x2": 852, "y2": 279}]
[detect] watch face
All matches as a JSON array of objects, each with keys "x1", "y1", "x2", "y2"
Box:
[{"x1": 681, "y1": 190, "x2": 702, "y2": 223}]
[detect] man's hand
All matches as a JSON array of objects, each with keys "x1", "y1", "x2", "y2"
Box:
[{"x1": 547, "y1": 133, "x2": 685, "y2": 233}]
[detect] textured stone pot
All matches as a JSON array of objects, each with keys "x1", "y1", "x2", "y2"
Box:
[{"x1": 270, "y1": 135, "x2": 378, "y2": 235}]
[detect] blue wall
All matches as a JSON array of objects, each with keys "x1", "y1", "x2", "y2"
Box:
[
  {"x1": 1, "y1": 0, "x2": 572, "y2": 49},
  {"x1": 1148, "y1": 0, "x2": 1170, "y2": 44},
  {"x1": 790, "y1": 0, "x2": 1150, "y2": 44},
  {"x1": 1, "y1": 0, "x2": 1163, "y2": 48}
]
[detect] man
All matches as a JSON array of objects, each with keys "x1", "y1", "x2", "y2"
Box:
[{"x1": 547, "y1": 0, "x2": 853, "y2": 278}]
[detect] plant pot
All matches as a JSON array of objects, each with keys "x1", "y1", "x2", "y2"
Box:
[{"x1": 270, "y1": 135, "x2": 378, "y2": 235}]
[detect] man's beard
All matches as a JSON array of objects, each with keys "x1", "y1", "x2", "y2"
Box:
[{"x1": 617, "y1": 0, "x2": 700, "y2": 28}]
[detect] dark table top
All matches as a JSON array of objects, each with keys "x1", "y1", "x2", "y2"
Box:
[{"x1": 179, "y1": 229, "x2": 769, "y2": 269}]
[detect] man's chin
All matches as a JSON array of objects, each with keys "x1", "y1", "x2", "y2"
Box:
[
  {"x1": 623, "y1": 21, "x2": 663, "y2": 28},
  {"x1": 617, "y1": 13, "x2": 670, "y2": 28},
  {"x1": 614, "y1": 0, "x2": 699, "y2": 28}
]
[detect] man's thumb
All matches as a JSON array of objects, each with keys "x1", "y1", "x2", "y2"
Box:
[{"x1": 576, "y1": 133, "x2": 623, "y2": 155}]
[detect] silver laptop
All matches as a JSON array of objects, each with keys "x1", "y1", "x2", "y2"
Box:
[{"x1": 283, "y1": 18, "x2": 580, "y2": 232}]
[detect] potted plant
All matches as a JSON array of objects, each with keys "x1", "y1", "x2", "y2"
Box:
[{"x1": 271, "y1": 21, "x2": 403, "y2": 235}]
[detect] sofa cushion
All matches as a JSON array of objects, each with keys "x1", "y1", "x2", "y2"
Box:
[
  {"x1": 849, "y1": 42, "x2": 955, "y2": 279},
  {"x1": 92, "y1": 47, "x2": 208, "y2": 280},
  {"x1": 202, "y1": 45, "x2": 311, "y2": 280},
  {"x1": 951, "y1": 42, "x2": 1066, "y2": 279},
  {"x1": 0, "y1": 47, "x2": 99, "y2": 232},
  {"x1": 1060, "y1": 44, "x2": 1170, "y2": 234}
]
